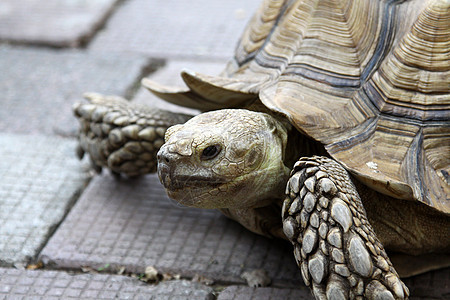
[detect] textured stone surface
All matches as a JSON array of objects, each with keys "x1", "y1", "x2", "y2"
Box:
[
  {"x1": 133, "y1": 59, "x2": 226, "y2": 115},
  {"x1": 0, "y1": 0, "x2": 119, "y2": 47},
  {"x1": 89, "y1": 0, "x2": 261, "y2": 59},
  {"x1": 0, "y1": 267, "x2": 214, "y2": 299},
  {"x1": 0, "y1": 46, "x2": 152, "y2": 136},
  {"x1": 217, "y1": 285, "x2": 311, "y2": 300},
  {"x1": 40, "y1": 173, "x2": 302, "y2": 287},
  {"x1": 0, "y1": 134, "x2": 89, "y2": 266}
]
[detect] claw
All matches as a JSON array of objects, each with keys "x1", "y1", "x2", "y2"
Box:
[
  {"x1": 89, "y1": 157, "x2": 102, "y2": 174},
  {"x1": 75, "y1": 144, "x2": 85, "y2": 160},
  {"x1": 77, "y1": 104, "x2": 96, "y2": 119}
]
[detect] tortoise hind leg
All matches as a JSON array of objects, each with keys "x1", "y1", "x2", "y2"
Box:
[
  {"x1": 282, "y1": 156, "x2": 409, "y2": 300},
  {"x1": 73, "y1": 93, "x2": 192, "y2": 177}
]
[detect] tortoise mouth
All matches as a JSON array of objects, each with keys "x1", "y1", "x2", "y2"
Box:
[
  {"x1": 163, "y1": 179, "x2": 230, "y2": 208},
  {"x1": 164, "y1": 175, "x2": 226, "y2": 190},
  {"x1": 158, "y1": 164, "x2": 228, "y2": 202}
]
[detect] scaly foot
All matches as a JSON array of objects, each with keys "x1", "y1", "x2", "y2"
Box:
[
  {"x1": 73, "y1": 93, "x2": 192, "y2": 176},
  {"x1": 282, "y1": 156, "x2": 409, "y2": 299}
]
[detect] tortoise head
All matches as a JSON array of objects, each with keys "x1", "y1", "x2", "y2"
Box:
[{"x1": 157, "y1": 109, "x2": 290, "y2": 209}]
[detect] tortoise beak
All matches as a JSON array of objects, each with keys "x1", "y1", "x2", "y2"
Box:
[
  {"x1": 157, "y1": 145, "x2": 176, "y2": 190},
  {"x1": 158, "y1": 164, "x2": 171, "y2": 189},
  {"x1": 157, "y1": 143, "x2": 197, "y2": 191}
]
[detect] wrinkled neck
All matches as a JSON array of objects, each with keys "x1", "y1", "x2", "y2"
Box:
[{"x1": 246, "y1": 112, "x2": 292, "y2": 206}]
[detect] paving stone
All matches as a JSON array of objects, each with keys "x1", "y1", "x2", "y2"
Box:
[
  {"x1": 40, "y1": 173, "x2": 303, "y2": 288},
  {"x1": 217, "y1": 285, "x2": 311, "y2": 300},
  {"x1": 133, "y1": 59, "x2": 226, "y2": 115},
  {"x1": 0, "y1": 267, "x2": 214, "y2": 300},
  {"x1": 89, "y1": 0, "x2": 261, "y2": 59},
  {"x1": 0, "y1": 134, "x2": 90, "y2": 267},
  {"x1": 0, "y1": 0, "x2": 119, "y2": 47},
  {"x1": 0, "y1": 46, "x2": 153, "y2": 136}
]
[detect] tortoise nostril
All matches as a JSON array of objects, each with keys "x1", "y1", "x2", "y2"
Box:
[{"x1": 158, "y1": 148, "x2": 172, "y2": 164}]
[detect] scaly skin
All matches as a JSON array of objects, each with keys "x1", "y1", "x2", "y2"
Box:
[
  {"x1": 283, "y1": 157, "x2": 408, "y2": 299},
  {"x1": 73, "y1": 93, "x2": 192, "y2": 176}
]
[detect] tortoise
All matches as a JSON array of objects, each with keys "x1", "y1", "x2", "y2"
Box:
[{"x1": 73, "y1": 0, "x2": 450, "y2": 299}]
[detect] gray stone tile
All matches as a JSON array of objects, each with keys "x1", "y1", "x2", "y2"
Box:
[
  {"x1": 0, "y1": 134, "x2": 90, "y2": 266},
  {"x1": 0, "y1": 46, "x2": 153, "y2": 136},
  {"x1": 133, "y1": 59, "x2": 226, "y2": 115},
  {"x1": 0, "y1": 0, "x2": 119, "y2": 47},
  {"x1": 217, "y1": 285, "x2": 312, "y2": 300},
  {"x1": 89, "y1": 0, "x2": 261, "y2": 59},
  {"x1": 0, "y1": 267, "x2": 214, "y2": 299},
  {"x1": 40, "y1": 173, "x2": 303, "y2": 287}
]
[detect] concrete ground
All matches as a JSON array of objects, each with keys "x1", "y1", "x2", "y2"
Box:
[{"x1": 0, "y1": 0, "x2": 448, "y2": 299}]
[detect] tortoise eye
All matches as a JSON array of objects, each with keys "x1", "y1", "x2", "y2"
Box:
[{"x1": 201, "y1": 145, "x2": 221, "y2": 160}]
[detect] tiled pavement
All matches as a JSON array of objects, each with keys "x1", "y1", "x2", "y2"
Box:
[
  {"x1": 0, "y1": 267, "x2": 214, "y2": 299},
  {"x1": 0, "y1": 0, "x2": 120, "y2": 47},
  {"x1": 0, "y1": 135, "x2": 89, "y2": 267},
  {"x1": 0, "y1": 0, "x2": 448, "y2": 299},
  {"x1": 216, "y1": 286, "x2": 311, "y2": 300},
  {"x1": 0, "y1": 46, "x2": 157, "y2": 136},
  {"x1": 88, "y1": 0, "x2": 261, "y2": 59}
]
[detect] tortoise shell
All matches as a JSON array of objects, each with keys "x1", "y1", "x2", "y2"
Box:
[{"x1": 143, "y1": 0, "x2": 450, "y2": 213}]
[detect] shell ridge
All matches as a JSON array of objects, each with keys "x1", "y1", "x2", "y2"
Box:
[
  {"x1": 142, "y1": 78, "x2": 237, "y2": 111},
  {"x1": 283, "y1": 64, "x2": 361, "y2": 88},
  {"x1": 325, "y1": 117, "x2": 378, "y2": 155},
  {"x1": 396, "y1": 127, "x2": 424, "y2": 200},
  {"x1": 366, "y1": 0, "x2": 450, "y2": 122},
  {"x1": 360, "y1": 0, "x2": 399, "y2": 82},
  {"x1": 236, "y1": 0, "x2": 294, "y2": 67},
  {"x1": 363, "y1": 80, "x2": 450, "y2": 121}
]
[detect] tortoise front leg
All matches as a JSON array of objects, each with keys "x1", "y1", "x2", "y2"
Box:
[
  {"x1": 282, "y1": 156, "x2": 409, "y2": 299},
  {"x1": 73, "y1": 94, "x2": 192, "y2": 177}
]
